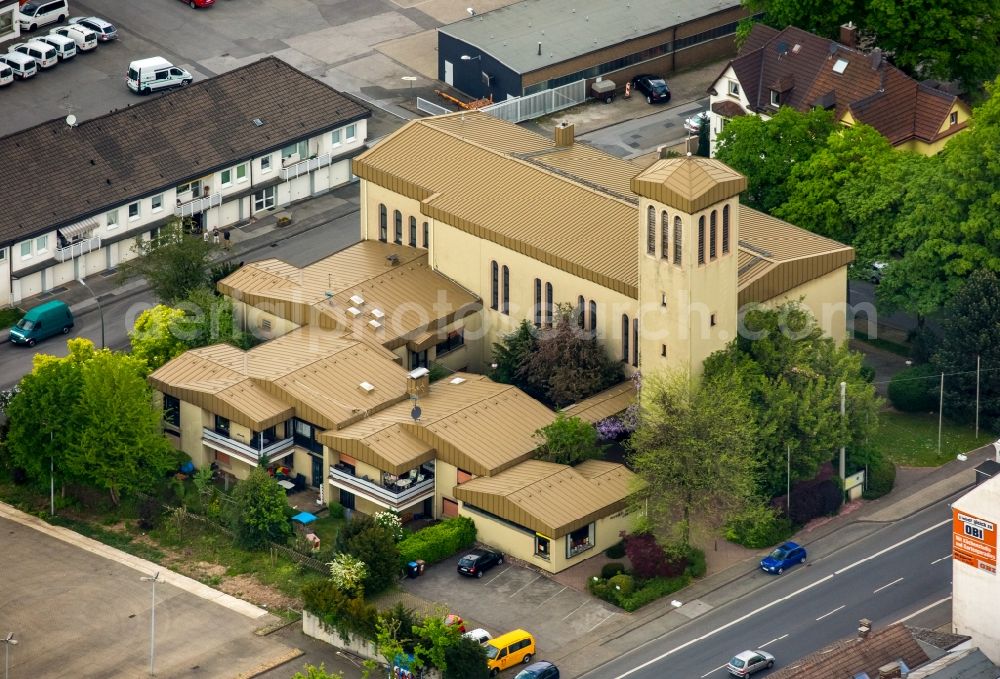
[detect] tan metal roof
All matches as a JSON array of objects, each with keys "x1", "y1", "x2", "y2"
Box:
[
  {"x1": 631, "y1": 157, "x2": 748, "y2": 213},
  {"x1": 560, "y1": 381, "x2": 636, "y2": 424},
  {"x1": 354, "y1": 112, "x2": 852, "y2": 301},
  {"x1": 454, "y1": 459, "x2": 637, "y2": 538},
  {"x1": 220, "y1": 241, "x2": 480, "y2": 350},
  {"x1": 321, "y1": 374, "x2": 556, "y2": 477}
]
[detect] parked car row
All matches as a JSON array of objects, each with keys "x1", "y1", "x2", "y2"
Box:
[{"x1": 0, "y1": 14, "x2": 116, "y2": 86}]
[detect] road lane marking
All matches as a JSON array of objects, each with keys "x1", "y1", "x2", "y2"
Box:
[
  {"x1": 508, "y1": 574, "x2": 541, "y2": 597},
  {"x1": 534, "y1": 585, "x2": 567, "y2": 608},
  {"x1": 759, "y1": 633, "x2": 788, "y2": 648},
  {"x1": 873, "y1": 577, "x2": 904, "y2": 594},
  {"x1": 701, "y1": 664, "x2": 727, "y2": 677},
  {"x1": 562, "y1": 601, "x2": 589, "y2": 620},
  {"x1": 588, "y1": 611, "x2": 618, "y2": 632},
  {"x1": 835, "y1": 519, "x2": 950, "y2": 575},
  {"x1": 931, "y1": 555, "x2": 951, "y2": 565},
  {"x1": 816, "y1": 605, "x2": 845, "y2": 621},
  {"x1": 483, "y1": 566, "x2": 511, "y2": 585},
  {"x1": 893, "y1": 597, "x2": 951, "y2": 625}
]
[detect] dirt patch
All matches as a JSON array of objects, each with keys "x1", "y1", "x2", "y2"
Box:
[{"x1": 219, "y1": 574, "x2": 300, "y2": 611}]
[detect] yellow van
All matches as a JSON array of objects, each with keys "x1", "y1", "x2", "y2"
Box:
[{"x1": 485, "y1": 629, "x2": 536, "y2": 676}]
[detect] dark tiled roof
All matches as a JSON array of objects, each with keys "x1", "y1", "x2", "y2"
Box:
[
  {"x1": 730, "y1": 24, "x2": 964, "y2": 148},
  {"x1": 909, "y1": 626, "x2": 972, "y2": 652},
  {"x1": 0, "y1": 56, "x2": 370, "y2": 247},
  {"x1": 768, "y1": 623, "x2": 930, "y2": 679},
  {"x1": 712, "y1": 100, "x2": 747, "y2": 117}
]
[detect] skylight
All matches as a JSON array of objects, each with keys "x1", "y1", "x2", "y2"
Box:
[{"x1": 832, "y1": 58, "x2": 848, "y2": 74}]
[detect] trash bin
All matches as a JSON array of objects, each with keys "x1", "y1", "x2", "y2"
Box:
[
  {"x1": 415, "y1": 559, "x2": 426, "y2": 576},
  {"x1": 406, "y1": 561, "x2": 420, "y2": 579}
]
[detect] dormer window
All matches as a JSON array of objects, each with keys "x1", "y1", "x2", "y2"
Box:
[
  {"x1": 950, "y1": 111, "x2": 958, "y2": 126},
  {"x1": 770, "y1": 90, "x2": 779, "y2": 107},
  {"x1": 728, "y1": 80, "x2": 740, "y2": 97}
]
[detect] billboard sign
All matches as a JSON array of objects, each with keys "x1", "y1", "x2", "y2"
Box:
[{"x1": 953, "y1": 508, "x2": 997, "y2": 575}]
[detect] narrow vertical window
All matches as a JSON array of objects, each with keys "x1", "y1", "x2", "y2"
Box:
[
  {"x1": 490, "y1": 261, "x2": 499, "y2": 310},
  {"x1": 709, "y1": 210, "x2": 717, "y2": 260},
  {"x1": 378, "y1": 204, "x2": 387, "y2": 242},
  {"x1": 661, "y1": 210, "x2": 669, "y2": 260},
  {"x1": 621, "y1": 315, "x2": 630, "y2": 362},
  {"x1": 673, "y1": 216, "x2": 682, "y2": 265},
  {"x1": 632, "y1": 318, "x2": 639, "y2": 368},
  {"x1": 589, "y1": 300, "x2": 597, "y2": 333},
  {"x1": 534, "y1": 278, "x2": 542, "y2": 327},
  {"x1": 422, "y1": 221, "x2": 429, "y2": 248},
  {"x1": 646, "y1": 206, "x2": 656, "y2": 255},
  {"x1": 577, "y1": 295, "x2": 586, "y2": 329},
  {"x1": 393, "y1": 210, "x2": 402, "y2": 244},
  {"x1": 722, "y1": 205, "x2": 730, "y2": 254},
  {"x1": 545, "y1": 282, "x2": 553, "y2": 326},
  {"x1": 698, "y1": 216, "x2": 705, "y2": 265},
  {"x1": 502, "y1": 265, "x2": 510, "y2": 314},
  {"x1": 409, "y1": 216, "x2": 417, "y2": 246}
]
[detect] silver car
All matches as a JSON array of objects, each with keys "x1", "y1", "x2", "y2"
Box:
[{"x1": 725, "y1": 649, "x2": 774, "y2": 676}]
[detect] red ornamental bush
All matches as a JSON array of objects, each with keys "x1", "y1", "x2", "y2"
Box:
[{"x1": 623, "y1": 533, "x2": 686, "y2": 579}]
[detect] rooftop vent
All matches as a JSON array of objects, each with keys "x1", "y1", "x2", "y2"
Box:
[
  {"x1": 368, "y1": 319, "x2": 382, "y2": 330},
  {"x1": 350, "y1": 294, "x2": 365, "y2": 306},
  {"x1": 359, "y1": 381, "x2": 375, "y2": 393},
  {"x1": 833, "y1": 58, "x2": 849, "y2": 74},
  {"x1": 347, "y1": 307, "x2": 361, "y2": 317},
  {"x1": 371, "y1": 308, "x2": 385, "y2": 320},
  {"x1": 252, "y1": 118, "x2": 264, "y2": 127},
  {"x1": 449, "y1": 377, "x2": 466, "y2": 385},
  {"x1": 408, "y1": 367, "x2": 430, "y2": 379},
  {"x1": 792, "y1": 43, "x2": 801, "y2": 53},
  {"x1": 386, "y1": 254, "x2": 400, "y2": 265}
]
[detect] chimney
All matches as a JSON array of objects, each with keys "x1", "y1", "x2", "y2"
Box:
[
  {"x1": 858, "y1": 618, "x2": 872, "y2": 639},
  {"x1": 870, "y1": 47, "x2": 883, "y2": 69},
  {"x1": 840, "y1": 21, "x2": 857, "y2": 48},
  {"x1": 554, "y1": 121, "x2": 575, "y2": 147},
  {"x1": 877, "y1": 662, "x2": 902, "y2": 679},
  {"x1": 407, "y1": 367, "x2": 430, "y2": 397}
]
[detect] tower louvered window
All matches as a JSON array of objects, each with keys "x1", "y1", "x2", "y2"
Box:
[
  {"x1": 698, "y1": 216, "x2": 705, "y2": 265},
  {"x1": 722, "y1": 205, "x2": 731, "y2": 254},
  {"x1": 646, "y1": 206, "x2": 656, "y2": 255},
  {"x1": 673, "y1": 216, "x2": 682, "y2": 265}
]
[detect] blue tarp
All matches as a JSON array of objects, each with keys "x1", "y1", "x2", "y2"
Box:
[{"x1": 292, "y1": 512, "x2": 317, "y2": 525}]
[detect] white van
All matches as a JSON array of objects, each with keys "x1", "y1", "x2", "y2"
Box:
[
  {"x1": 17, "y1": 0, "x2": 69, "y2": 31},
  {"x1": 36, "y1": 33, "x2": 76, "y2": 60},
  {"x1": 0, "y1": 63, "x2": 13, "y2": 87},
  {"x1": 9, "y1": 41, "x2": 59, "y2": 69},
  {"x1": 50, "y1": 24, "x2": 97, "y2": 52},
  {"x1": 126, "y1": 57, "x2": 192, "y2": 95},
  {"x1": 0, "y1": 53, "x2": 38, "y2": 80}
]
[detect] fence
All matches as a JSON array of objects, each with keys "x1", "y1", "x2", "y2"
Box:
[
  {"x1": 480, "y1": 79, "x2": 586, "y2": 123},
  {"x1": 416, "y1": 97, "x2": 451, "y2": 116}
]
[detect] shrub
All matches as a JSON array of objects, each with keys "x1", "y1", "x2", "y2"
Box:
[
  {"x1": 301, "y1": 581, "x2": 378, "y2": 642},
  {"x1": 397, "y1": 516, "x2": 477, "y2": 567},
  {"x1": 725, "y1": 504, "x2": 793, "y2": 548},
  {"x1": 373, "y1": 511, "x2": 405, "y2": 542},
  {"x1": 888, "y1": 364, "x2": 938, "y2": 412},
  {"x1": 328, "y1": 553, "x2": 368, "y2": 597},
  {"x1": 604, "y1": 540, "x2": 626, "y2": 559},
  {"x1": 859, "y1": 365, "x2": 876, "y2": 383},
  {"x1": 444, "y1": 634, "x2": 489, "y2": 679},
  {"x1": 601, "y1": 561, "x2": 626, "y2": 579},
  {"x1": 864, "y1": 456, "x2": 897, "y2": 499},
  {"x1": 326, "y1": 502, "x2": 345, "y2": 520},
  {"x1": 684, "y1": 547, "x2": 707, "y2": 579},
  {"x1": 789, "y1": 479, "x2": 843, "y2": 524},
  {"x1": 816, "y1": 478, "x2": 844, "y2": 515},
  {"x1": 607, "y1": 573, "x2": 635, "y2": 596},
  {"x1": 617, "y1": 576, "x2": 689, "y2": 612},
  {"x1": 137, "y1": 496, "x2": 162, "y2": 530},
  {"x1": 336, "y1": 515, "x2": 400, "y2": 596},
  {"x1": 624, "y1": 533, "x2": 686, "y2": 579}
]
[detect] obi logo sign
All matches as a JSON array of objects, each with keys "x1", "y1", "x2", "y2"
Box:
[{"x1": 953, "y1": 508, "x2": 997, "y2": 575}]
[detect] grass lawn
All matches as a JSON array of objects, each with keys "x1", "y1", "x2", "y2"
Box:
[
  {"x1": 872, "y1": 410, "x2": 994, "y2": 467},
  {"x1": 0, "y1": 306, "x2": 23, "y2": 328},
  {"x1": 307, "y1": 514, "x2": 342, "y2": 548}
]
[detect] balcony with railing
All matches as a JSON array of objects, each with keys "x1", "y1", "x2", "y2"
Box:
[
  {"x1": 176, "y1": 192, "x2": 223, "y2": 217},
  {"x1": 54, "y1": 237, "x2": 101, "y2": 262},
  {"x1": 280, "y1": 153, "x2": 333, "y2": 180},
  {"x1": 202, "y1": 428, "x2": 294, "y2": 466},
  {"x1": 328, "y1": 463, "x2": 435, "y2": 512}
]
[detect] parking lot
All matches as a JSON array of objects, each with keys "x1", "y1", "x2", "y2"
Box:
[{"x1": 403, "y1": 552, "x2": 621, "y2": 662}]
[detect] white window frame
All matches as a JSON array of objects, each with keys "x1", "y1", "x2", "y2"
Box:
[
  {"x1": 35, "y1": 235, "x2": 48, "y2": 253},
  {"x1": 0, "y1": 248, "x2": 7, "y2": 262},
  {"x1": 236, "y1": 163, "x2": 248, "y2": 182},
  {"x1": 331, "y1": 128, "x2": 342, "y2": 147},
  {"x1": 260, "y1": 154, "x2": 272, "y2": 173},
  {"x1": 220, "y1": 168, "x2": 233, "y2": 187},
  {"x1": 128, "y1": 201, "x2": 141, "y2": 220},
  {"x1": 770, "y1": 90, "x2": 779, "y2": 107},
  {"x1": 151, "y1": 193, "x2": 163, "y2": 212},
  {"x1": 20, "y1": 241, "x2": 32, "y2": 259},
  {"x1": 106, "y1": 208, "x2": 119, "y2": 229},
  {"x1": 253, "y1": 186, "x2": 276, "y2": 211},
  {"x1": 729, "y1": 80, "x2": 740, "y2": 96},
  {"x1": 345, "y1": 123, "x2": 357, "y2": 142}
]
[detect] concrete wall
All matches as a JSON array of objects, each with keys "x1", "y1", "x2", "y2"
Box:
[
  {"x1": 757, "y1": 266, "x2": 849, "y2": 344},
  {"x1": 952, "y1": 477, "x2": 1000, "y2": 665}
]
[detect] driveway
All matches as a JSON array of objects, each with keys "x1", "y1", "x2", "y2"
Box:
[{"x1": 402, "y1": 553, "x2": 621, "y2": 660}]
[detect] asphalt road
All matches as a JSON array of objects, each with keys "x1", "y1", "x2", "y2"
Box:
[
  {"x1": 579, "y1": 97, "x2": 710, "y2": 159},
  {"x1": 581, "y1": 496, "x2": 955, "y2": 679},
  {"x1": 0, "y1": 205, "x2": 363, "y2": 390}
]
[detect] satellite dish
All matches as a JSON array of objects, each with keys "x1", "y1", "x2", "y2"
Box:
[
  {"x1": 65, "y1": 114, "x2": 77, "y2": 127},
  {"x1": 467, "y1": 7, "x2": 476, "y2": 15},
  {"x1": 411, "y1": 405, "x2": 422, "y2": 421}
]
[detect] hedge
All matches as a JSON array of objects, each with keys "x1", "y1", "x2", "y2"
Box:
[
  {"x1": 302, "y1": 580, "x2": 378, "y2": 642},
  {"x1": 864, "y1": 456, "x2": 897, "y2": 499},
  {"x1": 724, "y1": 504, "x2": 793, "y2": 549},
  {"x1": 601, "y1": 561, "x2": 626, "y2": 579},
  {"x1": 588, "y1": 573, "x2": 690, "y2": 612},
  {"x1": 789, "y1": 478, "x2": 842, "y2": 525},
  {"x1": 888, "y1": 364, "x2": 938, "y2": 412},
  {"x1": 398, "y1": 516, "x2": 477, "y2": 567}
]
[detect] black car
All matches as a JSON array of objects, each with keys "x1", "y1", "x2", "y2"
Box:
[
  {"x1": 632, "y1": 74, "x2": 671, "y2": 104},
  {"x1": 516, "y1": 661, "x2": 560, "y2": 679},
  {"x1": 457, "y1": 548, "x2": 503, "y2": 578}
]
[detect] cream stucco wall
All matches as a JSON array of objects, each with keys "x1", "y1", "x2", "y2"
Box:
[
  {"x1": 952, "y1": 477, "x2": 1000, "y2": 665},
  {"x1": 755, "y1": 266, "x2": 849, "y2": 344},
  {"x1": 231, "y1": 299, "x2": 301, "y2": 342}
]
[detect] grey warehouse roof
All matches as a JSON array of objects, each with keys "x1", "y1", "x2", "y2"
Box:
[{"x1": 440, "y1": 0, "x2": 740, "y2": 75}]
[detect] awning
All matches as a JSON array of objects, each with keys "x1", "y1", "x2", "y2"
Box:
[{"x1": 58, "y1": 217, "x2": 98, "y2": 240}]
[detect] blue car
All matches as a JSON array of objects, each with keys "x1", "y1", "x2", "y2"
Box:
[{"x1": 760, "y1": 541, "x2": 806, "y2": 574}]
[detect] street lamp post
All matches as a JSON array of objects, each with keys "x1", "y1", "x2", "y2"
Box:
[
  {"x1": 1, "y1": 633, "x2": 17, "y2": 679},
  {"x1": 76, "y1": 278, "x2": 105, "y2": 349},
  {"x1": 140, "y1": 572, "x2": 161, "y2": 676}
]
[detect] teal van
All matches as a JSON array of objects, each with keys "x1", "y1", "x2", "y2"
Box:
[{"x1": 9, "y1": 300, "x2": 74, "y2": 347}]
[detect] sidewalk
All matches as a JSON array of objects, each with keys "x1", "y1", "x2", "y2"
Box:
[{"x1": 548, "y1": 442, "x2": 996, "y2": 678}]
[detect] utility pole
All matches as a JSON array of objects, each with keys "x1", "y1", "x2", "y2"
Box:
[
  {"x1": 938, "y1": 372, "x2": 945, "y2": 456},
  {"x1": 975, "y1": 355, "x2": 981, "y2": 440},
  {"x1": 786, "y1": 442, "x2": 791, "y2": 515},
  {"x1": 140, "y1": 572, "x2": 160, "y2": 676}
]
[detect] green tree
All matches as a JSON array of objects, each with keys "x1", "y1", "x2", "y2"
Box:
[
  {"x1": 336, "y1": 514, "x2": 401, "y2": 596},
  {"x1": 932, "y1": 271, "x2": 1000, "y2": 431},
  {"x1": 519, "y1": 306, "x2": 625, "y2": 407},
  {"x1": 230, "y1": 467, "x2": 292, "y2": 549},
  {"x1": 535, "y1": 413, "x2": 603, "y2": 465},
  {"x1": 118, "y1": 218, "x2": 220, "y2": 304},
  {"x1": 443, "y1": 635, "x2": 489, "y2": 679},
  {"x1": 629, "y1": 369, "x2": 759, "y2": 549},
  {"x1": 291, "y1": 665, "x2": 343, "y2": 679},
  {"x1": 490, "y1": 320, "x2": 538, "y2": 387},
  {"x1": 375, "y1": 615, "x2": 412, "y2": 677},
  {"x1": 741, "y1": 0, "x2": 861, "y2": 39},
  {"x1": 703, "y1": 303, "x2": 882, "y2": 496},
  {"x1": 413, "y1": 613, "x2": 460, "y2": 673},
  {"x1": 68, "y1": 349, "x2": 179, "y2": 505},
  {"x1": 695, "y1": 116, "x2": 711, "y2": 158},
  {"x1": 129, "y1": 305, "x2": 190, "y2": 371},
  {"x1": 715, "y1": 107, "x2": 838, "y2": 213}
]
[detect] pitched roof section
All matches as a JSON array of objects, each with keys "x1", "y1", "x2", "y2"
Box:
[
  {"x1": 453, "y1": 459, "x2": 637, "y2": 538},
  {"x1": 632, "y1": 157, "x2": 747, "y2": 213},
  {"x1": 727, "y1": 24, "x2": 966, "y2": 147},
  {"x1": 321, "y1": 374, "x2": 556, "y2": 476},
  {"x1": 561, "y1": 381, "x2": 636, "y2": 424},
  {"x1": 219, "y1": 240, "x2": 481, "y2": 351},
  {"x1": 439, "y1": 0, "x2": 740, "y2": 75},
  {"x1": 768, "y1": 623, "x2": 929, "y2": 679},
  {"x1": 0, "y1": 57, "x2": 370, "y2": 246}
]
